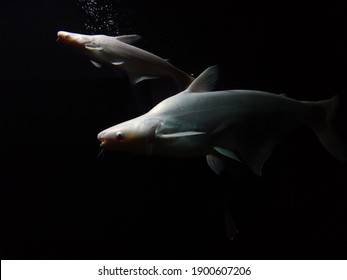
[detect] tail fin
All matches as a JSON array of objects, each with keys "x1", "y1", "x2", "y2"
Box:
[{"x1": 312, "y1": 95, "x2": 347, "y2": 161}]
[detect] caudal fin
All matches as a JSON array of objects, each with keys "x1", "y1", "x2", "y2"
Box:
[{"x1": 312, "y1": 95, "x2": 347, "y2": 161}]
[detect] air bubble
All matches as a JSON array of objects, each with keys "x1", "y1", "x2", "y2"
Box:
[{"x1": 77, "y1": 0, "x2": 125, "y2": 35}]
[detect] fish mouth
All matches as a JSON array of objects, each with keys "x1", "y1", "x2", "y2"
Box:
[
  {"x1": 99, "y1": 138, "x2": 107, "y2": 147},
  {"x1": 98, "y1": 131, "x2": 110, "y2": 148},
  {"x1": 57, "y1": 31, "x2": 81, "y2": 44},
  {"x1": 98, "y1": 131, "x2": 108, "y2": 147},
  {"x1": 57, "y1": 31, "x2": 69, "y2": 42}
]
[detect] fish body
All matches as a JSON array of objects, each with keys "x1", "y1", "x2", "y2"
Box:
[
  {"x1": 57, "y1": 31, "x2": 194, "y2": 90},
  {"x1": 98, "y1": 66, "x2": 346, "y2": 176}
]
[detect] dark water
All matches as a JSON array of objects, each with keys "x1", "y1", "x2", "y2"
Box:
[{"x1": 1, "y1": 1, "x2": 347, "y2": 259}]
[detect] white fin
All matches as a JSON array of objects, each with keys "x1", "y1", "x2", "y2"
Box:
[
  {"x1": 206, "y1": 154, "x2": 225, "y2": 175},
  {"x1": 116, "y1": 35, "x2": 142, "y2": 44},
  {"x1": 157, "y1": 131, "x2": 206, "y2": 139},
  {"x1": 111, "y1": 60, "x2": 124, "y2": 66},
  {"x1": 90, "y1": 60, "x2": 102, "y2": 68},
  {"x1": 213, "y1": 146, "x2": 242, "y2": 162},
  {"x1": 184, "y1": 65, "x2": 219, "y2": 93},
  {"x1": 279, "y1": 93, "x2": 287, "y2": 97},
  {"x1": 127, "y1": 72, "x2": 160, "y2": 85},
  {"x1": 85, "y1": 44, "x2": 103, "y2": 51}
]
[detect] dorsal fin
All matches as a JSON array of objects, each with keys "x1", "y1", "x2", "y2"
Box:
[
  {"x1": 116, "y1": 34, "x2": 142, "y2": 44},
  {"x1": 184, "y1": 65, "x2": 219, "y2": 93}
]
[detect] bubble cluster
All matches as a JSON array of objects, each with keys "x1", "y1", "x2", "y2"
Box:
[{"x1": 77, "y1": 0, "x2": 133, "y2": 35}]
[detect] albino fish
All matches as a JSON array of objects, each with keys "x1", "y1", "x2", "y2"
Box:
[
  {"x1": 97, "y1": 66, "x2": 347, "y2": 176},
  {"x1": 57, "y1": 31, "x2": 194, "y2": 91}
]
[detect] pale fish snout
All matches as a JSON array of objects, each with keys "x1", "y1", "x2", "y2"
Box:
[
  {"x1": 57, "y1": 31, "x2": 70, "y2": 41},
  {"x1": 97, "y1": 131, "x2": 105, "y2": 140},
  {"x1": 97, "y1": 131, "x2": 109, "y2": 147}
]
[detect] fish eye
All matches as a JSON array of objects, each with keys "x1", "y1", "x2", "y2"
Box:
[{"x1": 116, "y1": 132, "x2": 125, "y2": 142}]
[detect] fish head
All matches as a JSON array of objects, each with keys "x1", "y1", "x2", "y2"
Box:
[
  {"x1": 97, "y1": 117, "x2": 161, "y2": 155},
  {"x1": 57, "y1": 31, "x2": 104, "y2": 52}
]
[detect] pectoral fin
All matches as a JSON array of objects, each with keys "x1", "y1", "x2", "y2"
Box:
[
  {"x1": 111, "y1": 60, "x2": 124, "y2": 66},
  {"x1": 127, "y1": 72, "x2": 161, "y2": 86},
  {"x1": 116, "y1": 35, "x2": 142, "y2": 44},
  {"x1": 90, "y1": 60, "x2": 102, "y2": 68},
  {"x1": 85, "y1": 44, "x2": 103, "y2": 51},
  {"x1": 157, "y1": 131, "x2": 206, "y2": 139}
]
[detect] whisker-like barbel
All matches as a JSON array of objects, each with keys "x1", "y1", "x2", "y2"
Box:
[{"x1": 97, "y1": 149, "x2": 105, "y2": 160}]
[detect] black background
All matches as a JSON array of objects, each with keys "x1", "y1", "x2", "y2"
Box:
[{"x1": 1, "y1": 0, "x2": 347, "y2": 259}]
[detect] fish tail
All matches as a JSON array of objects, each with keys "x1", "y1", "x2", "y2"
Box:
[{"x1": 310, "y1": 95, "x2": 347, "y2": 161}]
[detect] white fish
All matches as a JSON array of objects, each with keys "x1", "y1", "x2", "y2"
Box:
[
  {"x1": 97, "y1": 66, "x2": 347, "y2": 176},
  {"x1": 57, "y1": 31, "x2": 194, "y2": 90}
]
